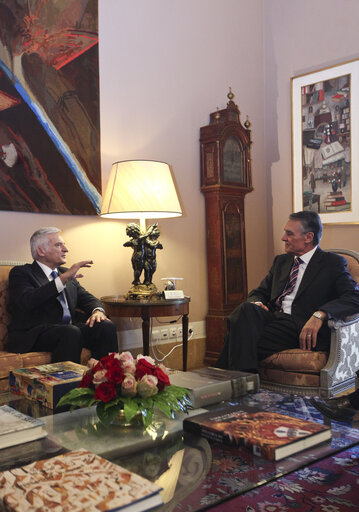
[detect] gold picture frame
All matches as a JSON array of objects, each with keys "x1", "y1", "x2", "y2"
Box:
[{"x1": 292, "y1": 58, "x2": 359, "y2": 224}]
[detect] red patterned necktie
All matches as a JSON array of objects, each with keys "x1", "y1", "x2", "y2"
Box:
[{"x1": 276, "y1": 257, "x2": 303, "y2": 309}]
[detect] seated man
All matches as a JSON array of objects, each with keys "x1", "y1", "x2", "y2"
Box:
[
  {"x1": 216, "y1": 210, "x2": 359, "y2": 372},
  {"x1": 7, "y1": 227, "x2": 118, "y2": 363}
]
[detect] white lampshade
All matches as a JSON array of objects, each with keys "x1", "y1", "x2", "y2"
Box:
[{"x1": 100, "y1": 160, "x2": 182, "y2": 221}]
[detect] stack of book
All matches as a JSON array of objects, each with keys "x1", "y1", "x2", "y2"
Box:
[
  {"x1": 170, "y1": 367, "x2": 259, "y2": 408},
  {"x1": 323, "y1": 191, "x2": 347, "y2": 210}
]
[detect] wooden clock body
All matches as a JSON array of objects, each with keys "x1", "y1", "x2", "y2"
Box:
[{"x1": 200, "y1": 95, "x2": 253, "y2": 364}]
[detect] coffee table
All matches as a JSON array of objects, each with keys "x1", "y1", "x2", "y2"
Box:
[{"x1": 1, "y1": 390, "x2": 359, "y2": 511}]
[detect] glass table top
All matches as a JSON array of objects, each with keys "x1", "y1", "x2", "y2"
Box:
[{"x1": 1, "y1": 390, "x2": 359, "y2": 511}]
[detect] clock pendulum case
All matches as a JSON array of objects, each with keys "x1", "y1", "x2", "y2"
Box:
[{"x1": 200, "y1": 89, "x2": 253, "y2": 364}]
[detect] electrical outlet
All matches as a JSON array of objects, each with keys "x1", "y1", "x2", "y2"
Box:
[
  {"x1": 189, "y1": 324, "x2": 194, "y2": 336},
  {"x1": 169, "y1": 327, "x2": 177, "y2": 338},
  {"x1": 152, "y1": 329, "x2": 159, "y2": 341},
  {"x1": 177, "y1": 326, "x2": 183, "y2": 338},
  {"x1": 161, "y1": 329, "x2": 169, "y2": 340}
]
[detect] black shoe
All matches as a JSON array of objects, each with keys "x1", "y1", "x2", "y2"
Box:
[{"x1": 310, "y1": 395, "x2": 357, "y2": 423}]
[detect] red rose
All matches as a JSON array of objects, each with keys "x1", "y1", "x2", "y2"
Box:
[
  {"x1": 93, "y1": 361, "x2": 104, "y2": 374},
  {"x1": 79, "y1": 371, "x2": 93, "y2": 388},
  {"x1": 136, "y1": 358, "x2": 155, "y2": 379},
  {"x1": 101, "y1": 353, "x2": 116, "y2": 368},
  {"x1": 94, "y1": 382, "x2": 116, "y2": 402},
  {"x1": 154, "y1": 367, "x2": 170, "y2": 391},
  {"x1": 106, "y1": 364, "x2": 124, "y2": 385}
]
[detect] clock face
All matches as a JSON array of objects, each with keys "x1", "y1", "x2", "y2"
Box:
[{"x1": 223, "y1": 136, "x2": 244, "y2": 183}]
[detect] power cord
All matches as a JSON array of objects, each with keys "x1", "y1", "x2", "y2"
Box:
[{"x1": 150, "y1": 321, "x2": 194, "y2": 363}]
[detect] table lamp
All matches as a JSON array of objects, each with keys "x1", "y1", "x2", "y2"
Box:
[{"x1": 100, "y1": 160, "x2": 182, "y2": 299}]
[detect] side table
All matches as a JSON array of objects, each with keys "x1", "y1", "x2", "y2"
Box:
[{"x1": 101, "y1": 296, "x2": 190, "y2": 371}]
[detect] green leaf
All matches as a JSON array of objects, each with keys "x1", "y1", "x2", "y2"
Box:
[
  {"x1": 96, "y1": 402, "x2": 122, "y2": 427},
  {"x1": 57, "y1": 387, "x2": 95, "y2": 408},
  {"x1": 154, "y1": 400, "x2": 173, "y2": 419},
  {"x1": 122, "y1": 398, "x2": 140, "y2": 422},
  {"x1": 139, "y1": 403, "x2": 153, "y2": 428}
]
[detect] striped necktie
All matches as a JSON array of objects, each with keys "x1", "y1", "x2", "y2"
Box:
[
  {"x1": 276, "y1": 257, "x2": 303, "y2": 309},
  {"x1": 50, "y1": 270, "x2": 71, "y2": 324}
]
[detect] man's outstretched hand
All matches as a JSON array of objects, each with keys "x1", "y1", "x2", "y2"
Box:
[{"x1": 59, "y1": 260, "x2": 94, "y2": 284}]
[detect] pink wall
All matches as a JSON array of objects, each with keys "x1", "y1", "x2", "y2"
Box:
[
  {"x1": 264, "y1": 0, "x2": 359, "y2": 259},
  {"x1": 0, "y1": 0, "x2": 266, "y2": 325},
  {"x1": 3, "y1": 0, "x2": 356, "y2": 330}
]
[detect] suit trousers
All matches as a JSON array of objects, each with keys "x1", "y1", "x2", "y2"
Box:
[
  {"x1": 215, "y1": 302, "x2": 301, "y2": 371},
  {"x1": 349, "y1": 388, "x2": 359, "y2": 409},
  {"x1": 33, "y1": 319, "x2": 118, "y2": 363}
]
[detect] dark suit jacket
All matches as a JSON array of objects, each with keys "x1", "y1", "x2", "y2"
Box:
[
  {"x1": 7, "y1": 261, "x2": 104, "y2": 353},
  {"x1": 247, "y1": 247, "x2": 359, "y2": 350}
]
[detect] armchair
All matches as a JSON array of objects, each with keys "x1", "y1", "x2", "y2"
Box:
[{"x1": 259, "y1": 249, "x2": 359, "y2": 398}]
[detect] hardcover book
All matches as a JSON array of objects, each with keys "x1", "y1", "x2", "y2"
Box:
[
  {"x1": 0, "y1": 405, "x2": 46, "y2": 450},
  {"x1": 0, "y1": 449, "x2": 163, "y2": 512},
  {"x1": 169, "y1": 371, "x2": 232, "y2": 407},
  {"x1": 183, "y1": 404, "x2": 332, "y2": 461},
  {"x1": 192, "y1": 367, "x2": 259, "y2": 397},
  {"x1": 9, "y1": 361, "x2": 87, "y2": 409}
]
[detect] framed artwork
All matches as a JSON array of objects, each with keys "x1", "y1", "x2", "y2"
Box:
[
  {"x1": 292, "y1": 58, "x2": 359, "y2": 224},
  {"x1": 0, "y1": 0, "x2": 101, "y2": 215}
]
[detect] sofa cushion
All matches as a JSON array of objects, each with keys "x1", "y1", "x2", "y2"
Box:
[
  {"x1": 21, "y1": 352, "x2": 52, "y2": 367},
  {"x1": 0, "y1": 352, "x2": 23, "y2": 379},
  {"x1": 260, "y1": 348, "x2": 328, "y2": 373}
]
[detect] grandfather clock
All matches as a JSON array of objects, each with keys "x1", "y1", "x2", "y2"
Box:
[{"x1": 200, "y1": 89, "x2": 253, "y2": 364}]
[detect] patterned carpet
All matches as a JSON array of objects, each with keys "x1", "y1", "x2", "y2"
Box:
[
  {"x1": 173, "y1": 392, "x2": 359, "y2": 511},
  {"x1": 209, "y1": 444, "x2": 359, "y2": 511}
]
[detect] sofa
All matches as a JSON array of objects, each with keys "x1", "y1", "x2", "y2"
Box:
[
  {"x1": 259, "y1": 249, "x2": 359, "y2": 398},
  {"x1": 0, "y1": 261, "x2": 90, "y2": 392}
]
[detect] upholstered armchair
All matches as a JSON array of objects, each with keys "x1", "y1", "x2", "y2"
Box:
[{"x1": 259, "y1": 249, "x2": 359, "y2": 398}]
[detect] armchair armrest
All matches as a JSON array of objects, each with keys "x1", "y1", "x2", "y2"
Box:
[
  {"x1": 321, "y1": 313, "x2": 359, "y2": 395},
  {"x1": 328, "y1": 314, "x2": 359, "y2": 329}
]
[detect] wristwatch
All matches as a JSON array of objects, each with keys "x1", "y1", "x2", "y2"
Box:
[{"x1": 312, "y1": 311, "x2": 325, "y2": 320}]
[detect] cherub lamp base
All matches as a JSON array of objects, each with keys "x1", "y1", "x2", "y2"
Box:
[{"x1": 125, "y1": 283, "x2": 160, "y2": 300}]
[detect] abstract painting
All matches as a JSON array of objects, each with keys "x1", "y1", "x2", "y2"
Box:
[{"x1": 0, "y1": 0, "x2": 101, "y2": 215}]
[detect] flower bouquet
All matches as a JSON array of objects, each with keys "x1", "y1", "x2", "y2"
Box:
[{"x1": 57, "y1": 352, "x2": 190, "y2": 428}]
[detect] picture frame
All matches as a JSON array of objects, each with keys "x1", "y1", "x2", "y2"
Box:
[{"x1": 292, "y1": 58, "x2": 359, "y2": 224}]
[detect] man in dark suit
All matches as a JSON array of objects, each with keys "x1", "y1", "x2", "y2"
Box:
[
  {"x1": 7, "y1": 227, "x2": 118, "y2": 363},
  {"x1": 216, "y1": 211, "x2": 359, "y2": 372}
]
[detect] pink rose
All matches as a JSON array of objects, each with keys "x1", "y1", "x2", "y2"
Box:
[
  {"x1": 87, "y1": 358, "x2": 99, "y2": 370},
  {"x1": 121, "y1": 374, "x2": 137, "y2": 397},
  {"x1": 158, "y1": 363, "x2": 169, "y2": 376},
  {"x1": 136, "y1": 354, "x2": 156, "y2": 365},
  {"x1": 121, "y1": 360, "x2": 136, "y2": 375},
  {"x1": 137, "y1": 374, "x2": 159, "y2": 398},
  {"x1": 118, "y1": 351, "x2": 134, "y2": 364},
  {"x1": 93, "y1": 369, "x2": 107, "y2": 386}
]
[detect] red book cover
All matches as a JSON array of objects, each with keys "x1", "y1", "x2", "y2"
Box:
[{"x1": 183, "y1": 405, "x2": 331, "y2": 461}]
